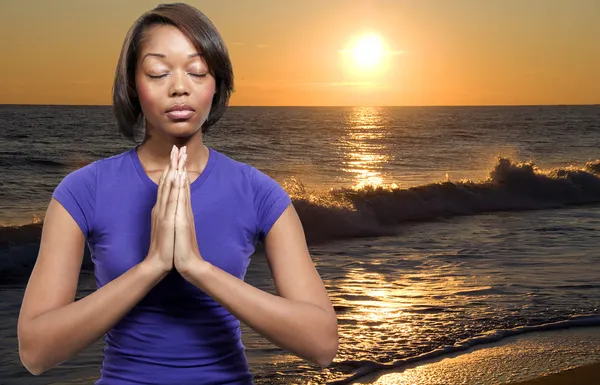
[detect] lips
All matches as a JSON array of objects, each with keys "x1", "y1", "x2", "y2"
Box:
[{"x1": 165, "y1": 104, "x2": 195, "y2": 120}]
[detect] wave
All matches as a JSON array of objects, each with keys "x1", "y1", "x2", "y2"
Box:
[
  {"x1": 288, "y1": 158, "x2": 600, "y2": 244},
  {"x1": 327, "y1": 313, "x2": 600, "y2": 384},
  {"x1": 29, "y1": 158, "x2": 68, "y2": 167},
  {"x1": 0, "y1": 157, "x2": 67, "y2": 168},
  {"x1": 0, "y1": 223, "x2": 93, "y2": 283},
  {"x1": 1, "y1": 158, "x2": 599, "y2": 281}
]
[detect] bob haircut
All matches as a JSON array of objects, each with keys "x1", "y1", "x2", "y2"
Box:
[{"x1": 112, "y1": 2, "x2": 234, "y2": 142}]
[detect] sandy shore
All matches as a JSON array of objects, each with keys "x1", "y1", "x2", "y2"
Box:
[
  {"x1": 510, "y1": 361, "x2": 600, "y2": 384},
  {"x1": 350, "y1": 326, "x2": 600, "y2": 385}
]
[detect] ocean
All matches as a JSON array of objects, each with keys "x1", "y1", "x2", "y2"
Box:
[{"x1": 0, "y1": 104, "x2": 599, "y2": 384}]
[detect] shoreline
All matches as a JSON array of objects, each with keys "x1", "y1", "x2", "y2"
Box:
[
  {"x1": 510, "y1": 361, "x2": 600, "y2": 384},
  {"x1": 350, "y1": 325, "x2": 600, "y2": 385}
]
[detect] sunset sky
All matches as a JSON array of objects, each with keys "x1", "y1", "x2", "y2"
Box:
[{"x1": 1, "y1": 0, "x2": 598, "y2": 106}]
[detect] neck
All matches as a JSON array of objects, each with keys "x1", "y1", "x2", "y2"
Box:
[{"x1": 136, "y1": 129, "x2": 208, "y2": 173}]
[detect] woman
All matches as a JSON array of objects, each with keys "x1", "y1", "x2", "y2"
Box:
[{"x1": 17, "y1": 3, "x2": 338, "y2": 384}]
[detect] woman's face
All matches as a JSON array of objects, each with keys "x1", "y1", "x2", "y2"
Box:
[{"x1": 135, "y1": 24, "x2": 216, "y2": 138}]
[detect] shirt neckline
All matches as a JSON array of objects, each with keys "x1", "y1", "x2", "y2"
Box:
[{"x1": 129, "y1": 146, "x2": 217, "y2": 193}]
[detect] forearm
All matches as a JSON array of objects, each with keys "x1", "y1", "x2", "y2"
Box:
[
  {"x1": 20, "y1": 261, "x2": 168, "y2": 375},
  {"x1": 181, "y1": 261, "x2": 338, "y2": 366}
]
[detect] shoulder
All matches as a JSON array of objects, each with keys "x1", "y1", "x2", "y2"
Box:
[
  {"x1": 94, "y1": 148, "x2": 134, "y2": 174},
  {"x1": 57, "y1": 148, "x2": 132, "y2": 185},
  {"x1": 210, "y1": 148, "x2": 291, "y2": 241},
  {"x1": 52, "y1": 161, "x2": 99, "y2": 239},
  {"x1": 211, "y1": 148, "x2": 285, "y2": 191},
  {"x1": 55, "y1": 160, "x2": 98, "y2": 191},
  {"x1": 52, "y1": 149, "x2": 133, "y2": 237}
]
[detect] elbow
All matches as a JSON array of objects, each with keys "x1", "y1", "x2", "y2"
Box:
[
  {"x1": 18, "y1": 326, "x2": 47, "y2": 376},
  {"x1": 314, "y1": 335, "x2": 338, "y2": 367},
  {"x1": 314, "y1": 316, "x2": 339, "y2": 367},
  {"x1": 19, "y1": 345, "x2": 46, "y2": 376}
]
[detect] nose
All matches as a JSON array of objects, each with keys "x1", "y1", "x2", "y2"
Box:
[{"x1": 168, "y1": 70, "x2": 189, "y2": 97}]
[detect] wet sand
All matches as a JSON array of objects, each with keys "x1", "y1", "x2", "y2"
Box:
[
  {"x1": 510, "y1": 361, "x2": 600, "y2": 384},
  {"x1": 352, "y1": 326, "x2": 600, "y2": 385}
]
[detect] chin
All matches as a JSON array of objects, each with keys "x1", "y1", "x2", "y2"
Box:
[
  {"x1": 146, "y1": 115, "x2": 205, "y2": 137},
  {"x1": 168, "y1": 123, "x2": 202, "y2": 137}
]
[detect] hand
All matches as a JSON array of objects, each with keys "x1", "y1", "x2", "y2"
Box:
[
  {"x1": 144, "y1": 145, "x2": 181, "y2": 276},
  {"x1": 174, "y1": 146, "x2": 204, "y2": 276}
]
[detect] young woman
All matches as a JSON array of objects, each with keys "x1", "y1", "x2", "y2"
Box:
[{"x1": 17, "y1": 3, "x2": 338, "y2": 384}]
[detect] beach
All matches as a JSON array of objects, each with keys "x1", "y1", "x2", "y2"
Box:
[
  {"x1": 512, "y1": 363, "x2": 600, "y2": 385},
  {"x1": 1, "y1": 105, "x2": 599, "y2": 384},
  {"x1": 351, "y1": 326, "x2": 600, "y2": 385}
]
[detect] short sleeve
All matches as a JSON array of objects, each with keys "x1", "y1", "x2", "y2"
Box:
[
  {"x1": 249, "y1": 166, "x2": 292, "y2": 242},
  {"x1": 51, "y1": 162, "x2": 97, "y2": 239}
]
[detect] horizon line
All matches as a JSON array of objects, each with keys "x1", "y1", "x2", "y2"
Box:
[{"x1": 1, "y1": 103, "x2": 599, "y2": 108}]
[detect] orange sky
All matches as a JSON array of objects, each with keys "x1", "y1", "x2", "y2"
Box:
[{"x1": 0, "y1": 0, "x2": 598, "y2": 106}]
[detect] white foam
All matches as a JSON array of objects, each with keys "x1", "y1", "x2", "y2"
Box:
[
  {"x1": 330, "y1": 315, "x2": 600, "y2": 384},
  {"x1": 350, "y1": 326, "x2": 600, "y2": 385}
]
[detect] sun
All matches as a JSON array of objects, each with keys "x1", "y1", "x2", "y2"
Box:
[
  {"x1": 340, "y1": 32, "x2": 400, "y2": 79},
  {"x1": 351, "y1": 34, "x2": 385, "y2": 69}
]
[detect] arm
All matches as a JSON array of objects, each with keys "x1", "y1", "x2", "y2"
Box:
[
  {"x1": 180, "y1": 204, "x2": 339, "y2": 367},
  {"x1": 17, "y1": 198, "x2": 168, "y2": 376}
]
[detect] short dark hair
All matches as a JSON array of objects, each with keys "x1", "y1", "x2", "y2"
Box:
[{"x1": 112, "y1": 2, "x2": 234, "y2": 142}]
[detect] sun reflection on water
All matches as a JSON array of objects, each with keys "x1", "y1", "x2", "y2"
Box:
[
  {"x1": 324, "y1": 253, "x2": 498, "y2": 368},
  {"x1": 341, "y1": 107, "x2": 397, "y2": 191}
]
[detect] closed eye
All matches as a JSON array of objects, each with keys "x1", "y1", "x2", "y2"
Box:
[{"x1": 147, "y1": 73, "x2": 207, "y2": 79}]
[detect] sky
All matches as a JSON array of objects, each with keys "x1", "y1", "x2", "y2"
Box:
[{"x1": 0, "y1": 0, "x2": 599, "y2": 106}]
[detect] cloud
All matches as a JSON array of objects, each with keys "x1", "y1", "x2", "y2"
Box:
[
  {"x1": 255, "y1": 44, "x2": 269, "y2": 49},
  {"x1": 232, "y1": 42, "x2": 244, "y2": 46}
]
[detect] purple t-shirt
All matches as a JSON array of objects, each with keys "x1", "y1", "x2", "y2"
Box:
[{"x1": 51, "y1": 146, "x2": 292, "y2": 384}]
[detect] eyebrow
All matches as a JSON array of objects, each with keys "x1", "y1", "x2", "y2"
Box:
[{"x1": 142, "y1": 52, "x2": 203, "y2": 61}]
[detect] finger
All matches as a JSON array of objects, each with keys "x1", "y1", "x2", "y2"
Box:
[
  {"x1": 166, "y1": 167, "x2": 181, "y2": 222},
  {"x1": 181, "y1": 170, "x2": 189, "y2": 210},
  {"x1": 183, "y1": 165, "x2": 193, "y2": 215},
  {"x1": 177, "y1": 170, "x2": 185, "y2": 219},
  {"x1": 178, "y1": 152, "x2": 187, "y2": 176},
  {"x1": 156, "y1": 146, "x2": 174, "y2": 205},
  {"x1": 159, "y1": 146, "x2": 177, "y2": 217},
  {"x1": 187, "y1": 170, "x2": 192, "y2": 208},
  {"x1": 175, "y1": 152, "x2": 187, "y2": 219},
  {"x1": 174, "y1": 146, "x2": 184, "y2": 186},
  {"x1": 160, "y1": 146, "x2": 178, "y2": 217},
  {"x1": 172, "y1": 145, "x2": 180, "y2": 169},
  {"x1": 184, "y1": 170, "x2": 196, "y2": 232},
  {"x1": 184, "y1": 163, "x2": 191, "y2": 184},
  {"x1": 150, "y1": 206, "x2": 157, "y2": 249},
  {"x1": 184, "y1": 173, "x2": 199, "y2": 249}
]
